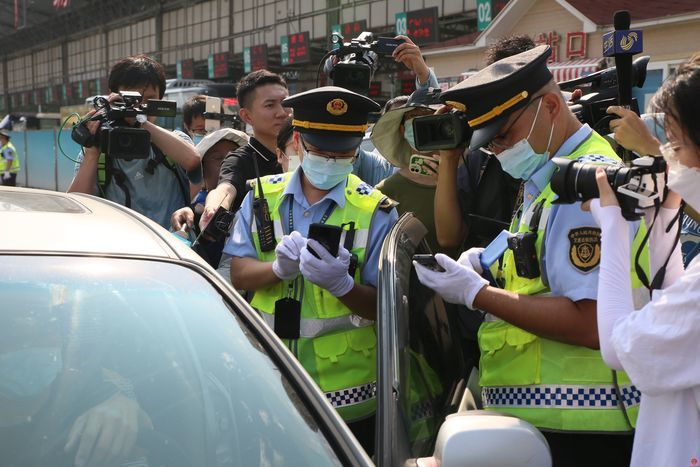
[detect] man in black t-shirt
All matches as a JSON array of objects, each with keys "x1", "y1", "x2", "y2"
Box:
[
  {"x1": 433, "y1": 35, "x2": 534, "y2": 251},
  {"x1": 200, "y1": 70, "x2": 289, "y2": 228}
]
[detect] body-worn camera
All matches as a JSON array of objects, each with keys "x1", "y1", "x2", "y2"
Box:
[
  {"x1": 551, "y1": 156, "x2": 666, "y2": 220},
  {"x1": 328, "y1": 32, "x2": 404, "y2": 95},
  {"x1": 411, "y1": 111, "x2": 472, "y2": 151},
  {"x1": 559, "y1": 56, "x2": 649, "y2": 135},
  {"x1": 71, "y1": 92, "x2": 176, "y2": 160}
]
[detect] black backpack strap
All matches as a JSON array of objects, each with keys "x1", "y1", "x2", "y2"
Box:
[
  {"x1": 102, "y1": 155, "x2": 132, "y2": 208},
  {"x1": 150, "y1": 144, "x2": 190, "y2": 206}
]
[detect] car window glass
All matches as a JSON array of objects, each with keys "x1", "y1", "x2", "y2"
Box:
[
  {"x1": 399, "y1": 257, "x2": 469, "y2": 457},
  {"x1": 0, "y1": 255, "x2": 342, "y2": 467}
]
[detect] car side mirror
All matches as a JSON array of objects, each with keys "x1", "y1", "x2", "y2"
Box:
[{"x1": 415, "y1": 411, "x2": 551, "y2": 467}]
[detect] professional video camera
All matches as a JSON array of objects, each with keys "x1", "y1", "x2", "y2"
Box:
[
  {"x1": 411, "y1": 110, "x2": 472, "y2": 151},
  {"x1": 326, "y1": 32, "x2": 404, "y2": 95},
  {"x1": 71, "y1": 91, "x2": 176, "y2": 160},
  {"x1": 551, "y1": 155, "x2": 666, "y2": 220},
  {"x1": 559, "y1": 55, "x2": 650, "y2": 136}
]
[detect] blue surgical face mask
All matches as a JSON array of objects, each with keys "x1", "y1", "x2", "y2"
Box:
[
  {"x1": 403, "y1": 118, "x2": 418, "y2": 151},
  {"x1": 0, "y1": 347, "x2": 62, "y2": 399},
  {"x1": 495, "y1": 99, "x2": 555, "y2": 180},
  {"x1": 301, "y1": 148, "x2": 355, "y2": 190}
]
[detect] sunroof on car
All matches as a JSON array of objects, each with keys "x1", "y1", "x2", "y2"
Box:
[{"x1": 0, "y1": 191, "x2": 88, "y2": 213}]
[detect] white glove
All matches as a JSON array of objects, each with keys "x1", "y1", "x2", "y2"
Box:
[
  {"x1": 2, "y1": 172, "x2": 10, "y2": 180},
  {"x1": 457, "y1": 247, "x2": 485, "y2": 275},
  {"x1": 414, "y1": 253, "x2": 489, "y2": 309},
  {"x1": 299, "y1": 239, "x2": 354, "y2": 297},
  {"x1": 272, "y1": 231, "x2": 307, "y2": 281}
]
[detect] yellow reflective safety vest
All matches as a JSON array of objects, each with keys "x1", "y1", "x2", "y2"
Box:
[
  {"x1": 479, "y1": 130, "x2": 648, "y2": 432},
  {"x1": 249, "y1": 172, "x2": 386, "y2": 422},
  {"x1": 1, "y1": 141, "x2": 20, "y2": 173}
]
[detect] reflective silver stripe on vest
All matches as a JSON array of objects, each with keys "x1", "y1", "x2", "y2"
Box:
[
  {"x1": 483, "y1": 384, "x2": 639, "y2": 409},
  {"x1": 326, "y1": 381, "x2": 376, "y2": 408},
  {"x1": 257, "y1": 311, "x2": 371, "y2": 338},
  {"x1": 619, "y1": 384, "x2": 641, "y2": 409}
]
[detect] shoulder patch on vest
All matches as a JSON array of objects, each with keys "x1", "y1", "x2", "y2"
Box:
[
  {"x1": 268, "y1": 174, "x2": 286, "y2": 184},
  {"x1": 575, "y1": 154, "x2": 622, "y2": 165},
  {"x1": 355, "y1": 182, "x2": 374, "y2": 196},
  {"x1": 568, "y1": 227, "x2": 601, "y2": 273},
  {"x1": 378, "y1": 196, "x2": 398, "y2": 213}
]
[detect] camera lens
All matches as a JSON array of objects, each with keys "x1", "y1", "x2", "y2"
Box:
[
  {"x1": 118, "y1": 134, "x2": 133, "y2": 148},
  {"x1": 551, "y1": 157, "x2": 630, "y2": 203},
  {"x1": 438, "y1": 120, "x2": 455, "y2": 140}
]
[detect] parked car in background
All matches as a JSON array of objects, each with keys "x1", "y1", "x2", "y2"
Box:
[{"x1": 0, "y1": 187, "x2": 551, "y2": 466}]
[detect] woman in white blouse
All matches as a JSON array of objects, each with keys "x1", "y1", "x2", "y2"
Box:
[{"x1": 587, "y1": 54, "x2": 700, "y2": 467}]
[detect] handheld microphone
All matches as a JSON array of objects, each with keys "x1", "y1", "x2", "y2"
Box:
[
  {"x1": 602, "y1": 10, "x2": 643, "y2": 162},
  {"x1": 603, "y1": 10, "x2": 643, "y2": 109}
]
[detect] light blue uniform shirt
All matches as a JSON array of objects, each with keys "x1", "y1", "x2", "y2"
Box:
[
  {"x1": 224, "y1": 168, "x2": 399, "y2": 287},
  {"x1": 523, "y1": 124, "x2": 631, "y2": 302}
]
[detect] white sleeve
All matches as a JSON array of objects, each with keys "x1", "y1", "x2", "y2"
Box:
[
  {"x1": 611, "y1": 259, "x2": 700, "y2": 395},
  {"x1": 590, "y1": 200, "x2": 634, "y2": 370}
]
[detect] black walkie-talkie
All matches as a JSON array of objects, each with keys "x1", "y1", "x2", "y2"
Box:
[{"x1": 251, "y1": 142, "x2": 276, "y2": 252}]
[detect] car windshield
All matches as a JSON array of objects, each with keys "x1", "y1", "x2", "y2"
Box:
[{"x1": 0, "y1": 255, "x2": 342, "y2": 467}]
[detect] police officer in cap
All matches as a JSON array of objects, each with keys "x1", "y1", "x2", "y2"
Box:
[
  {"x1": 224, "y1": 86, "x2": 398, "y2": 454},
  {"x1": 415, "y1": 45, "x2": 649, "y2": 466}
]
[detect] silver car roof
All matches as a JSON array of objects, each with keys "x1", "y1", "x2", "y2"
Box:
[{"x1": 0, "y1": 186, "x2": 203, "y2": 262}]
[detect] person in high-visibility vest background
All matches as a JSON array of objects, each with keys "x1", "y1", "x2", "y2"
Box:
[{"x1": 0, "y1": 129, "x2": 20, "y2": 186}]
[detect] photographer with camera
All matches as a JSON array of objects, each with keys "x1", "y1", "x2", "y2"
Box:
[
  {"x1": 68, "y1": 55, "x2": 200, "y2": 229},
  {"x1": 582, "y1": 54, "x2": 700, "y2": 467},
  {"x1": 432, "y1": 35, "x2": 532, "y2": 251},
  {"x1": 371, "y1": 86, "x2": 459, "y2": 258},
  {"x1": 606, "y1": 106, "x2": 700, "y2": 266},
  {"x1": 325, "y1": 33, "x2": 437, "y2": 185},
  {"x1": 225, "y1": 87, "x2": 397, "y2": 454},
  {"x1": 414, "y1": 46, "x2": 649, "y2": 466}
]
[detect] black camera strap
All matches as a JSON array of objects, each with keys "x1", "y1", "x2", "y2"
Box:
[{"x1": 634, "y1": 202, "x2": 684, "y2": 292}]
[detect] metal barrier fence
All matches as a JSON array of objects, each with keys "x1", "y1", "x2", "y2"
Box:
[{"x1": 10, "y1": 130, "x2": 82, "y2": 192}]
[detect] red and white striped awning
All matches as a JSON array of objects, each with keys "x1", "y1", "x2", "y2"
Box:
[{"x1": 549, "y1": 58, "x2": 601, "y2": 83}]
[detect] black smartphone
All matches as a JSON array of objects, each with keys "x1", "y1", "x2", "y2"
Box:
[
  {"x1": 374, "y1": 37, "x2": 405, "y2": 55},
  {"x1": 308, "y1": 224, "x2": 343, "y2": 258},
  {"x1": 412, "y1": 254, "x2": 446, "y2": 272}
]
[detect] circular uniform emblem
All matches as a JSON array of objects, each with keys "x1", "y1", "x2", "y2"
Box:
[
  {"x1": 327, "y1": 98, "x2": 348, "y2": 116},
  {"x1": 568, "y1": 227, "x2": 601, "y2": 273}
]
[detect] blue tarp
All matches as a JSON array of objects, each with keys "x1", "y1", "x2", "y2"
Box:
[{"x1": 10, "y1": 129, "x2": 81, "y2": 192}]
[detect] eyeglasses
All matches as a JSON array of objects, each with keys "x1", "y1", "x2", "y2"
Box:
[
  {"x1": 485, "y1": 96, "x2": 543, "y2": 153},
  {"x1": 301, "y1": 140, "x2": 358, "y2": 164}
]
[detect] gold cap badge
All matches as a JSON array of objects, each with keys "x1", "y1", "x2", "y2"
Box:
[{"x1": 326, "y1": 98, "x2": 348, "y2": 116}]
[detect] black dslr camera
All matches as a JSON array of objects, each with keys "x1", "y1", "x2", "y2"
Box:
[
  {"x1": 551, "y1": 155, "x2": 666, "y2": 220},
  {"x1": 71, "y1": 91, "x2": 176, "y2": 160},
  {"x1": 328, "y1": 32, "x2": 404, "y2": 95},
  {"x1": 559, "y1": 56, "x2": 650, "y2": 135},
  {"x1": 411, "y1": 110, "x2": 472, "y2": 151}
]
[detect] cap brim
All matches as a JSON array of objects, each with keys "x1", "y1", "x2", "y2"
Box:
[
  {"x1": 370, "y1": 106, "x2": 414, "y2": 167},
  {"x1": 301, "y1": 132, "x2": 363, "y2": 153},
  {"x1": 468, "y1": 116, "x2": 508, "y2": 151},
  {"x1": 196, "y1": 128, "x2": 249, "y2": 158}
]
